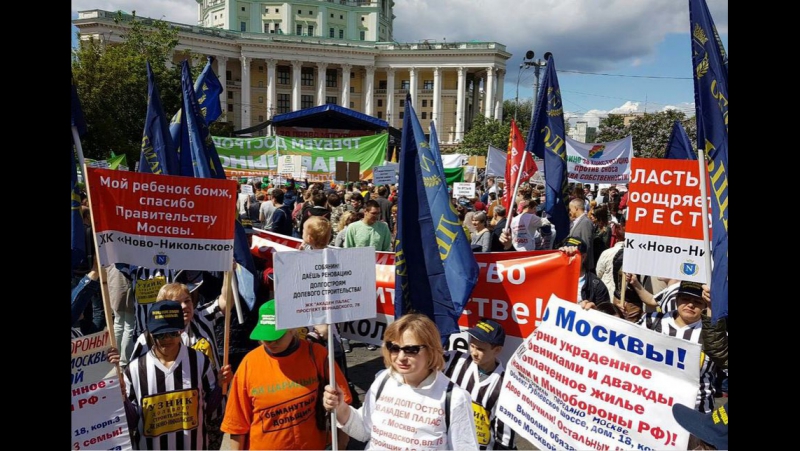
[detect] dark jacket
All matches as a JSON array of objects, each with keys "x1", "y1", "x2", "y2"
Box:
[
  {"x1": 581, "y1": 271, "x2": 611, "y2": 307},
  {"x1": 270, "y1": 205, "x2": 294, "y2": 237},
  {"x1": 490, "y1": 218, "x2": 508, "y2": 252},
  {"x1": 701, "y1": 315, "x2": 728, "y2": 370}
]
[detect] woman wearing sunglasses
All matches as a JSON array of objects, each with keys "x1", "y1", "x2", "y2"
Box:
[{"x1": 322, "y1": 313, "x2": 478, "y2": 450}]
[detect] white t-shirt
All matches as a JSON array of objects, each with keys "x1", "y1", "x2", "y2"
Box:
[{"x1": 510, "y1": 212, "x2": 544, "y2": 251}]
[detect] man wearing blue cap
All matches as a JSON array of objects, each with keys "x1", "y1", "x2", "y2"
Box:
[
  {"x1": 122, "y1": 300, "x2": 222, "y2": 450},
  {"x1": 443, "y1": 318, "x2": 516, "y2": 450},
  {"x1": 672, "y1": 402, "x2": 728, "y2": 449}
]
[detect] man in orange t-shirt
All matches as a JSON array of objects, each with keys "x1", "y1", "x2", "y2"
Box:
[{"x1": 222, "y1": 299, "x2": 353, "y2": 450}]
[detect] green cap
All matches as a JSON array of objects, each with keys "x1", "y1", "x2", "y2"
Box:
[{"x1": 250, "y1": 300, "x2": 287, "y2": 341}]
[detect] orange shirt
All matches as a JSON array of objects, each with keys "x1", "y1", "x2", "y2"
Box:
[{"x1": 221, "y1": 339, "x2": 353, "y2": 450}]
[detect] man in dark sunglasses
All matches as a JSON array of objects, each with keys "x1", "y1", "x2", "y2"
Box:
[{"x1": 443, "y1": 318, "x2": 517, "y2": 450}]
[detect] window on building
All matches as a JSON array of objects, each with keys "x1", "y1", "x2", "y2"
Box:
[
  {"x1": 422, "y1": 99, "x2": 427, "y2": 107},
  {"x1": 258, "y1": 65, "x2": 263, "y2": 72},
  {"x1": 379, "y1": 80, "x2": 387, "y2": 89},
  {"x1": 301, "y1": 95, "x2": 314, "y2": 109},
  {"x1": 326, "y1": 69, "x2": 338, "y2": 87},
  {"x1": 227, "y1": 91, "x2": 233, "y2": 99},
  {"x1": 423, "y1": 80, "x2": 434, "y2": 89},
  {"x1": 301, "y1": 68, "x2": 314, "y2": 86},
  {"x1": 258, "y1": 96, "x2": 264, "y2": 104},
  {"x1": 265, "y1": 7, "x2": 269, "y2": 13},
  {"x1": 275, "y1": 24, "x2": 281, "y2": 34},
  {"x1": 399, "y1": 99, "x2": 405, "y2": 107},
  {"x1": 226, "y1": 70, "x2": 232, "y2": 80},
  {"x1": 361, "y1": 16, "x2": 365, "y2": 21},
  {"x1": 399, "y1": 111, "x2": 404, "y2": 119},
  {"x1": 339, "y1": 29, "x2": 344, "y2": 39},
  {"x1": 401, "y1": 80, "x2": 409, "y2": 90},
  {"x1": 308, "y1": 25, "x2": 314, "y2": 36},
  {"x1": 242, "y1": 7, "x2": 245, "y2": 11},
  {"x1": 377, "y1": 99, "x2": 383, "y2": 107},
  {"x1": 228, "y1": 104, "x2": 234, "y2": 112},
  {"x1": 277, "y1": 66, "x2": 290, "y2": 84},
  {"x1": 296, "y1": 24, "x2": 303, "y2": 35},
  {"x1": 298, "y1": 10, "x2": 302, "y2": 14},
  {"x1": 350, "y1": 102, "x2": 354, "y2": 108},
  {"x1": 326, "y1": 96, "x2": 337, "y2": 105},
  {"x1": 377, "y1": 111, "x2": 383, "y2": 119},
  {"x1": 264, "y1": 24, "x2": 269, "y2": 33},
  {"x1": 350, "y1": 86, "x2": 354, "y2": 93},
  {"x1": 241, "y1": 22, "x2": 247, "y2": 32},
  {"x1": 275, "y1": 8, "x2": 279, "y2": 13},
  {"x1": 421, "y1": 112, "x2": 427, "y2": 119},
  {"x1": 340, "y1": 15, "x2": 344, "y2": 19},
  {"x1": 309, "y1": 10, "x2": 313, "y2": 15},
  {"x1": 330, "y1": 27, "x2": 335, "y2": 38},
  {"x1": 278, "y1": 94, "x2": 290, "y2": 114},
  {"x1": 259, "y1": 115, "x2": 264, "y2": 122},
  {"x1": 258, "y1": 81, "x2": 263, "y2": 87},
  {"x1": 331, "y1": 13, "x2": 334, "y2": 18}
]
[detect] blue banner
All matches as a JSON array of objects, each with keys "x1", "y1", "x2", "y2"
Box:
[
  {"x1": 690, "y1": 0, "x2": 728, "y2": 323},
  {"x1": 394, "y1": 94, "x2": 479, "y2": 339},
  {"x1": 525, "y1": 55, "x2": 570, "y2": 246},
  {"x1": 665, "y1": 120, "x2": 697, "y2": 160},
  {"x1": 139, "y1": 61, "x2": 180, "y2": 175}
]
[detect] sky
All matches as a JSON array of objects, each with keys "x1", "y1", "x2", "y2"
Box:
[{"x1": 71, "y1": 0, "x2": 728, "y2": 128}]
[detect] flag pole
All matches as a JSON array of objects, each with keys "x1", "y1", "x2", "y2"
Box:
[
  {"x1": 328, "y1": 325, "x2": 338, "y2": 451},
  {"x1": 72, "y1": 126, "x2": 86, "y2": 172},
  {"x1": 222, "y1": 271, "x2": 233, "y2": 395},
  {"x1": 504, "y1": 149, "x2": 529, "y2": 233},
  {"x1": 696, "y1": 146, "x2": 713, "y2": 312}
]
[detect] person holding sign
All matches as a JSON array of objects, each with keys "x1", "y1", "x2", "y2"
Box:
[
  {"x1": 123, "y1": 300, "x2": 222, "y2": 450},
  {"x1": 322, "y1": 313, "x2": 478, "y2": 450},
  {"x1": 221, "y1": 299, "x2": 353, "y2": 450},
  {"x1": 443, "y1": 319, "x2": 517, "y2": 450}
]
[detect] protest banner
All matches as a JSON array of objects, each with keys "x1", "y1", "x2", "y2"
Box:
[
  {"x1": 71, "y1": 331, "x2": 131, "y2": 451},
  {"x1": 278, "y1": 155, "x2": 302, "y2": 175},
  {"x1": 622, "y1": 158, "x2": 710, "y2": 283},
  {"x1": 273, "y1": 247, "x2": 377, "y2": 328},
  {"x1": 86, "y1": 167, "x2": 237, "y2": 271},
  {"x1": 372, "y1": 165, "x2": 397, "y2": 186},
  {"x1": 251, "y1": 229, "x2": 579, "y2": 365},
  {"x1": 566, "y1": 136, "x2": 632, "y2": 184},
  {"x1": 213, "y1": 134, "x2": 388, "y2": 180},
  {"x1": 453, "y1": 182, "x2": 476, "y2": 198},
  {"x1": 496, "y1": 296, "x2": 701, "y2": 450}
]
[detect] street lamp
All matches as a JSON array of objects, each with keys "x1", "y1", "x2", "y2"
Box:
[{"x1": 522, "y1": 50, "x2": 552, "y2": 125}]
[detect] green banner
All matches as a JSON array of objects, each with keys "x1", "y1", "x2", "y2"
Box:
[
  {"x1": 213, "y1": 134, "x2": 388, "y2": 180},
  {"x1": 445, "y1": 167, "x2": 464, "y2": 184}
]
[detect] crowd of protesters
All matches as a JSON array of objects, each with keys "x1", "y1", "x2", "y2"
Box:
[{"x1": 71, "y1": 172, "x2": 727, "y2": 450}]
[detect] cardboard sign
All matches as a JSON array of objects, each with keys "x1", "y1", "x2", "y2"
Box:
[
  {"x1": 240, "y1": 184, "x2": 253, "y2": 195},
  {"x1": 273, "y1": 247, "x2": 377, "y2": 327},
  {"x1": 453, "y1": 182, "x2": 476, "y2": 198},
  {"x1": 372, "y1": 165, "x2": 397, "y2": 185},
  {"x1": 278, "y1": 155, "x2": 302, "y2": 174}
]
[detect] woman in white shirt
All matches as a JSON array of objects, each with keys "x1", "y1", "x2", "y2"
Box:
[{"x1": 322, "y1": 314, "x2": 478, "y2": 450}]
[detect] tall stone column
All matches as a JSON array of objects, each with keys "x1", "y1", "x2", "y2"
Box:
[
  {"x1": 432, "y1": 66, "x2": 442, "y2": 134},
  {"x1": 495, "y1": 69, "x2": 505, "y2": 120},
  {"x1": 364, "y1": 65, "x2": 375, "y2": 116},
  {"x1": 239, "y1": 55, "x2": 251, "y2": 129},
  {"x1": 456, "y1": 66, "x2": 466, "y2": 142},
  {"x1": 409, "y1": 67, "x2": 417, "y2": 108},
  {"x1": 316, "y1": 62, "x2": 328, "y2": 106},
  {"x1": 484, "y1": 66, "x2": 495, "y2": 119},
  {"x1": 341, "y1": 64, "x2": 352, "y2": 108},
  {"x1": 386, "y1": 68, "x2": 395, "y2": 127},
  {"x1": 291, "y1": 60, "x2": 302, "y2": 111},
  {"x1": 266, "y1": 59, "x2": 277, "y2": 119},
  {"x1": 216, "y1": 56, "x2": 228, "y2": 117}
]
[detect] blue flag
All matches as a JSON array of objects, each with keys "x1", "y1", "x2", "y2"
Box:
[
  {"x1": 71, "y1": 76, "x2": 87, "y2": 270},
  {"x1": 665, "y1": 120, "x2": 696, "y2": 160},
  {"x1": 179, "y1": 60, "x2": 257, "y2": 312},
  {"x1": 690, "y1": 0, "x2": 728, "y2": 324},
  {"x1": 525, "y1": 55, "x2": 570, "y2": 246},
  {"x1": 170, "y1": 56, "x2": 223, "y2": 162},
  {"x1": 394, "y1": 94, "x2": 479, "y2": 339},
  {"x1": 139, "y1": 62, "x2": 180, "y2": 175}
]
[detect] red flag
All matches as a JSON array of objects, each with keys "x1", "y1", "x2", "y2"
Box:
[{"x1": 503, "y1": 119, "x2": 538, "y2": 213}]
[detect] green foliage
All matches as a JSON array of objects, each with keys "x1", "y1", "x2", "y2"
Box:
[
  {"x1": 501, "y1": 98, "x2": 533, "y2": 131},
  {"x1": 595, "y1": 110, "x2": 698, "y2": 158},
  {"x1": 454, "y1": 116, "x2": 510, "y2": 156},
  {"x1": 72, "y1": 11, "x2": 206, "y2": 166}
]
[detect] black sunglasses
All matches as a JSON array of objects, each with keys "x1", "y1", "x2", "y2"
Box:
[
  {"x1": 153, "y1": 331, "x2": 181, "y2": 340},
  {"x1": 385, "y1": 341, "x2": 426, "y2": 355}
]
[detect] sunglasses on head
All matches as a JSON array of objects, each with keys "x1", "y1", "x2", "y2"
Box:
[
  {"x1": 385, "y1": 341, "x2": 426, "y2": 355},
  {"x1": 153, "y1": 331, "x2": 181, "y2": 340}
]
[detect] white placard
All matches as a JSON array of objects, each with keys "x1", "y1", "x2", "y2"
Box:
[
  {"x1": 241, "y1": 184, "x2": 254, "y2": 195},
  {"x1": 274, "y1": 247, "x2": 377, "y2": 328},
  {"x1": 452, "y1": 182, "x2": 475, "y2": 198},
  {"x1": 372, "y1": 165, "x2": 397, "y2": 185},
  {"x1": 278, "y1": 155, "x2": 302, "y2": 174},
  {"x1": 88, "y1": 160, "x2": 109, "y2": 169}
]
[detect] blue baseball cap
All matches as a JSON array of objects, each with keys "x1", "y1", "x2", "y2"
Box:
[
  {"x1": 672, "y1": 402, "x2": 728, "y2": 450},
  {"x1": 147, "y1": 300, "x2": 185, "y2": 335},
  {"x1": 467, "y1": 318, "x2": 506, "y2": 346}
]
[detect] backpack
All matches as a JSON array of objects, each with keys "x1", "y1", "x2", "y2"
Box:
[
  {"x1": 374, "y1": 371, "x2": 455, "y2": 431},
  {"x1": 291, "y1": 202, "x2": 306, "y2": 231}
]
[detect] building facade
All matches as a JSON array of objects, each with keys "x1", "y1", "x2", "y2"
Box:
[{"x1": 74, "y1": 1, "x2": 511, "y2": 144}]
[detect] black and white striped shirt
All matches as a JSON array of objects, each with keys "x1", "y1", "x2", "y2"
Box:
[
  {"x1": 637, "y1": 311, "x2": 716, "y2": 413},
  {"x1": 124, "y1": 345, "x2": 216, "y2": 450},
  {"x1": 443, "y1": 350, "x2": 516, "y2": 450},
  {"x1": 654, "y1": 282, "x2": 680, "y2": 313}
]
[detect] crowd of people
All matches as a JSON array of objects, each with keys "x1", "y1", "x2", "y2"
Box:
[{"x1": 71, "y1": 173, "x2": 728, "y2": 450}]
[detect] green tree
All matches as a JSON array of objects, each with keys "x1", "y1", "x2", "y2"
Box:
[
  {"x1": 72, "y1": 11, "x2": 205, "y2": 166},
  {"x1": 454, "y1": 116, "x2": 510, "y2": 156},
  {"x1": 595, "y1": 111, "x2": 698, "y2": 159},
  {"x1": 502, "y1": 98, "x2": 533, "y2": 131}
]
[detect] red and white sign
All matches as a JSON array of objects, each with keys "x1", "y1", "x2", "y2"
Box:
[
  {"x1": 496, "y1": 296, "x2": 700, "y2": 451},
  {"x1": 87, "y1": 168, "x2": 237, "y2": 271},
  {"x1": 623, "y1": 159, "x2": 710, "y2": 283},
  {"x1": 250, "y1": 229, "x2": 579, "y2": 365}
]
